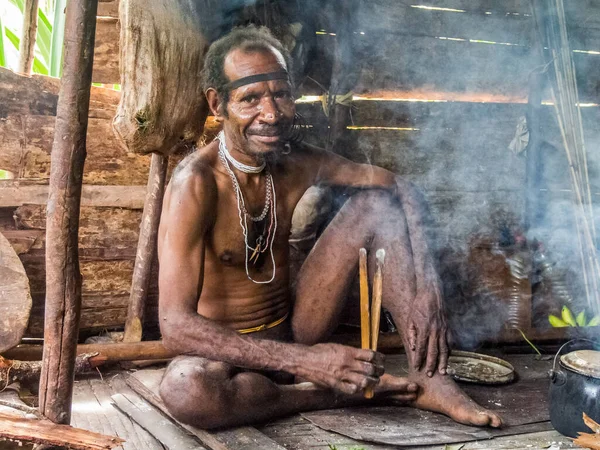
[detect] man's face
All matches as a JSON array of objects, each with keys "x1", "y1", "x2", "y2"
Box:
[{"x1": 218, "y1": 47, "x2": 295, "y2": 156}]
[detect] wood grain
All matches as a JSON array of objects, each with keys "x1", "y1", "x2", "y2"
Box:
[
  {"x1": 0, "y1": 231, "x2": 32, "y2": 353},
  {"x1": 0, "y1": 412, "x2": 123, "y2": 449}
]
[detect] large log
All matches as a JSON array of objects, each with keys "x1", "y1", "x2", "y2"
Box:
[
  {"x1": 0, "y1": 184, "x2": 147, "y2": 209},
  {"x1": 0, "y1": 231, "x2": 32, "y2": 353},
  {"x1": 0, "y1": 66, "x2": 120, "y2": 118},
  {"x1": 92, "y1": 18, "x2": 120, "y2": 84},
  {"x1": 113, "y1": 0, "x2": 210, "y2": 155},
  {"x1": 98, "y1": 0, "x2": 119, "y2": 18},
  {"x1": 38, "y1": 0, "x2": 99, "y2": 425}
]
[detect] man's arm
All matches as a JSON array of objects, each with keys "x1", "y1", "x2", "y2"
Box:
[
  {"x1": 158, "y1": 163, "x2": 383, "y2": 395},
  {"x1": 308, "y1": 147, "x2": 448, "y2": 375}
]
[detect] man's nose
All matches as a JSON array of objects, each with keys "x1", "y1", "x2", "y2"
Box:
[{"x1": 258, "y1": 97, "x2": 280, "y2": 124}]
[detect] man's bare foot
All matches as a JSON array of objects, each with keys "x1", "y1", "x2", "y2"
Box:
[
  {"x1": 407, "y1": 371, "x2": 503, "y2": 427},
  {"x1": 374, "y1": 373, "x2": 419, "y2": 402}
]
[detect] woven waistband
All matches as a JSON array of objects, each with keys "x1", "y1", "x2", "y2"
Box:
[{"x1": 237, "y1": 312, "x2": 289, "y2": 334}]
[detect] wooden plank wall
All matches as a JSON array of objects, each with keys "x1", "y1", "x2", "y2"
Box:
[{"x1": 1, "y1": 0, "x2": 599, "y2": 340}]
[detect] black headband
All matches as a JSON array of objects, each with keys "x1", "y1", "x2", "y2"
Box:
[{"x1": 225, "y1": 70, "x2": 290, "y2": 91}]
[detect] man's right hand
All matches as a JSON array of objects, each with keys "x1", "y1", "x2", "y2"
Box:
[{"x1": 295, "y1": 343, "x2": 385, "y2": 395}]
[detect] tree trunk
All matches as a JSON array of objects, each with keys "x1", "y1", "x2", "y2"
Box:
[{"x1": 38, "y1": 0, "x2": 98, "y2": 425}]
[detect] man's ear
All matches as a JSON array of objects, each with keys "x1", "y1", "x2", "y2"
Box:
[{"x1": 206, "y1": 88, "x2": 225, "y2": 122}]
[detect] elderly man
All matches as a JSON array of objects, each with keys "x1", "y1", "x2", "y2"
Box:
[{"x1": 157, "y1": 25, "x2": 502, "y2": 429}]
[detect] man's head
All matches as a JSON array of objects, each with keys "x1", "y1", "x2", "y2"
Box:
[{"x1": 201, "y1": 25, "x2": 296, "y2": 156}]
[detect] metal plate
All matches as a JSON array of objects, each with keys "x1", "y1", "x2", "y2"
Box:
[{"x1": 448, "y1": 350, "x2": 515, "y2": 384}]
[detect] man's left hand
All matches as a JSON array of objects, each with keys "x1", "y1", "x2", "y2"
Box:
[{"x1": 405, "y1": 288, "x2": 449, "y2": 377}]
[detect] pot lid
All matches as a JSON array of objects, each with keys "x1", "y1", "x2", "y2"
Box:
[
  {"x1": 561, "y1": 350, "x2": 600, "y2": 379},
  {"x1": 447, "y1": 350, "x2": 515, "y2": 384}
]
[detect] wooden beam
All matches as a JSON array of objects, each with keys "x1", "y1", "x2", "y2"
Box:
[
  {"x1": 0, "y1": 66, "x2": 120, "y2": 118},
  {"x1": 17, "y1": 0, "x2": 39, "y2": 75},
  {"x1": 0, "y1": 184, "x2": 146, "y2": 208},
  {"x1": 38, "y1": 0, "x2": 99, "y2": 425},
  {"x1": 4, "y1": 341, "x2": 175, "y2": 362},
  {"x1": 124, "y1": 153, "x2": 168, "y2": 342},
  {"x1": 0, "y1": 412, "x2": 123, "y2": 449}
]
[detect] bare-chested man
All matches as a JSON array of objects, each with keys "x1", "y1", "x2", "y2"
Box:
[{"x1": 157, "y1": 25, "x2": 502, "y2": 430}]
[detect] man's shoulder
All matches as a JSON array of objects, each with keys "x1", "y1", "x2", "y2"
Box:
[{"x1": 170, "y1": 143, "x2": 218, "y2": 198}]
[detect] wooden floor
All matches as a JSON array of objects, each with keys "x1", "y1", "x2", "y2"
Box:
[{"x1": 0, "y1": 354, "x2": 579, "y2": 449}]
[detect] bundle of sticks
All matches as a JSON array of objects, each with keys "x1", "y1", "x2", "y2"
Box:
[{"x1": 359, "y1": 247, "x2": 386, "y2": 398}]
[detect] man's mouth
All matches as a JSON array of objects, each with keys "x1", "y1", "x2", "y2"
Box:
[{"x1": 251, "y1": 134, "x2": 281, "y2": 144}]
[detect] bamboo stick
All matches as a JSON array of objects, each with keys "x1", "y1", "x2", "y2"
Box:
[
  {"x1": 370, "y1": 249, "x2": 386, "y2": 351},
  {"x1": 359, "y1": 248, "x2": 370, "y2": 350},
  {"x1": 365, "y1": 248, "x2": 385, "y2": 399},
  {"x1": 38, "y1": 0, "x2": 99, "y2": 426}
]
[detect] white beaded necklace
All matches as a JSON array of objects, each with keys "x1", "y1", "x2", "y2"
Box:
[
  {"x1": 218, "y1": 131, "x2": 266, "y2": 174},
  {"x1": 217, "y1": 132, "x2": 277, "y2": 284}
]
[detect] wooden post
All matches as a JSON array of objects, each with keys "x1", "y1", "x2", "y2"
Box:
[
  {"x1": 325, "y1": 0, "x2": 362, "y2": 155},
  {"x1": 123, "y1": 152, "x2": 169, "y2": 343},
  {"x1": 18, "y1": 0, "x2": 39, "y2": 75},
  {"x1": 38, "y1": 0, "x2": 98, "y2": 425}
]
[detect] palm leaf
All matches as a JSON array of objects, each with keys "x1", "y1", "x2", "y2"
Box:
[
  {"x1": 36, "y1": 7, "x2": 53, "y2": 64},
  {"x1": 8, "y1": 0, "x2": 25, "y2": 12},
  {"x1": 49, "y1": 0, "x2": 66, "y2": 77},
  {"x1": 0, "y1": 15, "x2": 6, "y2": 67},
  {"x1": 5, "y1": 27, "x2": 48, "y2": 74}
]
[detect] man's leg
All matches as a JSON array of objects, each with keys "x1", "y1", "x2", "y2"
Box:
[
  {"x1": 292, "y1": 189, "x2": 502, "y2": 427},
  {"x1": 160, "y1": 355, "x2": 417, "y2": 429}
]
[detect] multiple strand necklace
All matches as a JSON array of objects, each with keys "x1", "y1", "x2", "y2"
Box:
[{"x1": 217, "y1": 131, "x2": 277, "y2": 284}]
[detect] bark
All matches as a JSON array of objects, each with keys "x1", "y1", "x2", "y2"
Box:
[
  {"x1": 113, "y1": 0, "x2": 210, "y2": 155},
  {"x1": 38, "y1": 0, "x2": 98, "y2": 425},
  {"x1": 0, "y1": 66, "x2": 120, "y2": 118},
  {"x1": 0, "y1": 355, "x2": 95, "y2": 387},
  {"x1": 0, "y1": 412, "x2": 123, "y2": 450},
  {"x1": 3, "y1": 341, "x2": 175, "y2": 363},
  {"x1": 0, "y1": 231, "x2": 32, "y2": 353},
  {"x1": 17, "y1": 0, "x2": 39, "y2": 75},
  {"x1": 124, "y1": 153, "x2": 168, "y2": 342}
]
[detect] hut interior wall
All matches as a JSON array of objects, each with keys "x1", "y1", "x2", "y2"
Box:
[{"x1": 1, "y1": 0, "x2": 599, "y2": 342}]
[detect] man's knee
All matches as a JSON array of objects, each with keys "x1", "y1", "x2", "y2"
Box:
[
  {"x1": 159, "y1": 356, "x2": 234, "y2": 429},
  {"x1": 347, "y1": 189, "x2": 405, "y2": 230}
]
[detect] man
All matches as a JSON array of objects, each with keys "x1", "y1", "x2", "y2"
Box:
[{"x1": 158, "y1": 25, "x2": 502, "y2": 430}]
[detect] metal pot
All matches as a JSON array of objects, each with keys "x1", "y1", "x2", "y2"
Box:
[{"x1": 549, "y1": 339, "x2": 600, "y2": 437}]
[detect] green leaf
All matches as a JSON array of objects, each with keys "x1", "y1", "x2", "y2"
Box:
[
  {"x1": 49, "y1": 0, "x2": 66, "y2": 77},
  {"x1": 5, "y1": 27, "x2": 20, "y2": 49},
  {"x1": 8, "y1": 0, "x2": 25, "y2": 13},
  {"x1": 0, "y1": 15, "x2": 6, "y2": 67},
  {"x1": 36, "y1": 7, "x2": 53, "y2": 64},
  {"x1": 577, "y1": 310, "x2": 587, "y2": 327},
  {"x1": 32, "y1": 55, "x2": 48, "y2": 74}
]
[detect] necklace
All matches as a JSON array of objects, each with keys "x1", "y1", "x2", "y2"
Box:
[
  {"x1": 217, "y1": 132, "x2": 277, "y2": 284},
  {"x1": 218, "y1": 131, "x2": 266, "y2": 174}
]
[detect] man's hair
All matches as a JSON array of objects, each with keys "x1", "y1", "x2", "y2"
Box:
[{"x1": 200, "y1": 25, "x2": 293, "y2": 111}]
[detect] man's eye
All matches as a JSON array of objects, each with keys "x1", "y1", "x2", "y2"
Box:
[
  {"x1": 242, "y1": 95, "x2": 259, "y2": 103},
  {"x1": 274, "y1": 91, "x2": 292, "y2": 100}
]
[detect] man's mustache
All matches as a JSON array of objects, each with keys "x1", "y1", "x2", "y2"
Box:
[{"x1": 246, "y1": 124, "x2": 292, "y2": 137}]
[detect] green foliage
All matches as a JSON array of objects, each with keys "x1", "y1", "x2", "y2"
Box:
[
  {"x1": 1, "y1": 0, "x2": 65, "y2": 76},
  {"x1": 0, "y1": 15, "x2": 6, "y2": 67}
]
